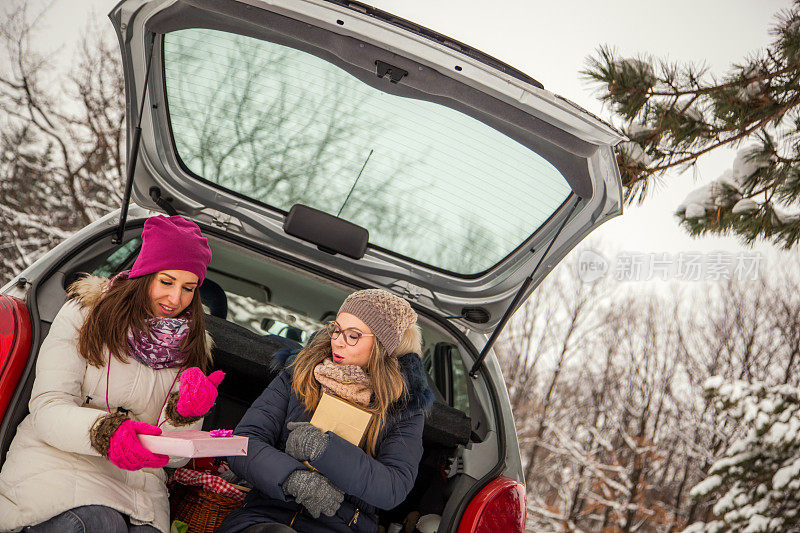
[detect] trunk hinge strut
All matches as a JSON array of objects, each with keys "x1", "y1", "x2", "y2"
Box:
[
  {"x1": 149, "y1": 186, "x2": 178, "y2": 216},
  {"x1": 113, "y1": 32, "x2": 157, "y2": 244},
  {"x1": 468, "y1": 196, "x2": 582, "y2": 378}
]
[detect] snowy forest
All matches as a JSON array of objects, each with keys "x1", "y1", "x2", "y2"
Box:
[
  {"x1": 496, "y1": 258, "x2": 800, "y2": 531},
  {"x1": 3, "y1": 1, "x2": 800, "y2": 532}
]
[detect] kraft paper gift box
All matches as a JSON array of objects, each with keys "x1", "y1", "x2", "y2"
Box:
[
  {"x1": 310, "y1": 392, "x2": 373, "y2": 447},
  {"x1": 138, "y1": 430, "x2": 248, "y2": 458}
]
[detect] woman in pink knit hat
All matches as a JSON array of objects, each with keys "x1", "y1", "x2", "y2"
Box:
[{"x1": 0, "y1": 215, "x2": 224, "y2": 533}]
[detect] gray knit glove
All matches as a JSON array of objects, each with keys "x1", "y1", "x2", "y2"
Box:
[
  {"x1": 285, "y1": 421, "x2": 330, "y2": 462},
  {"x1": 282, "y1": 469, "x2": 344, "y2": 518}
]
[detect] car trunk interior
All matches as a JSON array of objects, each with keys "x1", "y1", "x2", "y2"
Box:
[{"x1": 0, "y1": 224, "x2": 493, "y2": 530}]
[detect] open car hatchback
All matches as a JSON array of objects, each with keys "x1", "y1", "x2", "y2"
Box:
[{"x1": 0, "y1": 0, "x2": 625, "y2": 531}]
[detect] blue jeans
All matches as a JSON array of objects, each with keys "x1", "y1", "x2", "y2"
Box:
[
  {"x1": 25, "y1": 505, "x2": 160, "y2": 533},
  {"x1": 241, "y1": 524, "x2": 297, "y2": 533}
]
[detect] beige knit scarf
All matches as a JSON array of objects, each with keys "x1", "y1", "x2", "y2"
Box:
[{"x1": 313, "y1": 357, "x2": 373, "y2": 406}]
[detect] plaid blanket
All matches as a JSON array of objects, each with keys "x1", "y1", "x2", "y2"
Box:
[{"x1": 171, "y1": 467, "x2": 246, "y2": 501}]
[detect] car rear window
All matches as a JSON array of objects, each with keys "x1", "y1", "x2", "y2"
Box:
[{"x1": 163, "y1": 28, "x2": 572, "y2": 275}]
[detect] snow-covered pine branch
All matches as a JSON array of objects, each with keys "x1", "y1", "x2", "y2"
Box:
[{"x1": 683, "y1": 377, "x2": 800, "y2": 532}]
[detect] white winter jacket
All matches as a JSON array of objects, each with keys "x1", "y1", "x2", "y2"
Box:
[{"x1": 0, "y1": 277, "x2": 209, "y2": 532}]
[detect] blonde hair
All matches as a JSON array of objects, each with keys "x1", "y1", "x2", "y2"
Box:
[{"x1": 291, "y1": 324, "x2": 421, "y2": 456}]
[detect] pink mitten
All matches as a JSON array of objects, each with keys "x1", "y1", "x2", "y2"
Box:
[
  {"x1": 108, "y1": 420, "x2": 169, "y2": 471},
  {"x1": 176, "y1": 367, "x2": 225, "y2": 417}
]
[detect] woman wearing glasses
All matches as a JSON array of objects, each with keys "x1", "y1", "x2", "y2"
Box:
[{"x1": 219, "y1": 289, "x2": 434, "y2": 533}]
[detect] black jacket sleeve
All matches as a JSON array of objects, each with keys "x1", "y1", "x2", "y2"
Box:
[
  {"x1": 228, "y1": 370, "x2": 306, "y2": 502},
  {"x1": 309, "y1": 408, "x2": 425, "y2": 510}
]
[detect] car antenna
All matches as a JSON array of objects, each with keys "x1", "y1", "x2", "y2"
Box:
[
  {"x1": 468, "y1": 196, "x2": 581, "y2": 378},
  {"x1": 336, "y1": 149, "x2": 374, "y2": 217},
  {"x1": 113, "y1": 32, "x2": 157, "y2": 245}
]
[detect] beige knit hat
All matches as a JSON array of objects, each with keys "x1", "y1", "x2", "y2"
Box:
[{"x1": 338, "y1": 289, "x2": 417, "y2": 357}]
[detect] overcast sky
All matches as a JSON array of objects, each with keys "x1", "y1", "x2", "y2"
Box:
[{"x1": 32, "y1": 0, "x2": 798, "y2": 280}]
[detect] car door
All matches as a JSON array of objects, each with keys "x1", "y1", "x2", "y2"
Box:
[{"x1": 110, "y1": 0, "x2": 625, "y2": 338}]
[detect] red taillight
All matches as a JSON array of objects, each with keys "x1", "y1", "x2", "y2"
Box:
[
  {"x1": 457, "y1": 477, "x2": 527, "y2": 533},
  {"x1": 0, "y1": 295, "x2": 32, "y2": 420}
]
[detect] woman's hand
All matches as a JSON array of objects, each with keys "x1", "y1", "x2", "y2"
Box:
[
  {"x1": 282, "y1": 469, "x2": 344, "y2": 518},
  {"x1": 108, "y1": 420, "x2": 170, "y2": 470},
  {"x1": 285, "y1": 421, "x2": 330, "y2": 462},
  {"x1": 176, "y1": 367, "x2": 225, "y2": 417},
  {"x1": 90, "y1": 413, "x2": 169, "y2": 471}
]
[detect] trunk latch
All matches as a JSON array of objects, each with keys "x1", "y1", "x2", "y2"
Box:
[{"x1": 375, "y1": 60, "x2": 407, "y2": 83}]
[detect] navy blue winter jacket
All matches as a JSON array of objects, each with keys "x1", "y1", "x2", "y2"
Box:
[{"x1": 218, "y1": 349, "x2": 434, "y2": 533}]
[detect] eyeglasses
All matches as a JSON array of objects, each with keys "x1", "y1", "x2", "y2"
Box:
[{"x1": 326, "y1": 321, "x2": 374, "y2": 346}]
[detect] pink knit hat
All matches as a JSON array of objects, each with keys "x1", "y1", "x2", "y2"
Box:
[{"x1": 129, "y1": 215, "x2": 212, "y2": 285}]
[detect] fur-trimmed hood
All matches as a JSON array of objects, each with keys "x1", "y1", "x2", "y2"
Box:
[
  {"x1": 68, "y1": 274, "x2": 114, "y2": 309},
  {"x1": 273, "y1": 347, "x2": 434, "y2": 413},
  {"x1": 68, "y1": 274, "x2": 214, "y2": 357}
]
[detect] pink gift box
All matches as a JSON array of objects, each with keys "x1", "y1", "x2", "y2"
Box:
[{"x1": 138, "y1": 430, "x2": 248, "y2": 458}]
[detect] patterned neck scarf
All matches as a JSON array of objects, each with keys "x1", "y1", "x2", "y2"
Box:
[
  {"x1": 127, "y1": 316, "x2": 190, "y2": 370},
  {"x1": 313, "y1": 357, "x2": 373, "y2": 406}
]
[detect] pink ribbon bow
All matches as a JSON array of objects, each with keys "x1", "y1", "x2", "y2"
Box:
[{"x1": 209, "y1": 429, "x2": 234, "y2": 438}]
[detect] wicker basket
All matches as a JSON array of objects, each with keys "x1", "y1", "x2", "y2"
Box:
[{"x1": 169, "y1": 483, "x2": 241, "y2": 532}]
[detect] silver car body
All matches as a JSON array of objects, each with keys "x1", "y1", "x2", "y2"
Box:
[{"x1": 1, "y1": 1, "x2": 624, "y2": 530}]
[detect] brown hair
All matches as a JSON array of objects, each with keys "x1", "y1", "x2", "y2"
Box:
[
  {"x1": 72, "y1": 274, "x2": 210, "y2": 372},
  {"x1": 291, "y1": 325, "x2": 422, "y2": 456}
]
